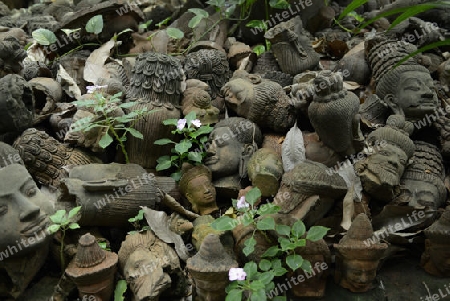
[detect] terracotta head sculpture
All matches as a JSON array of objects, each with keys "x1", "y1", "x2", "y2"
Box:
[
  {"x1": 0, "y1": 164, "x2": 53, "y2": 299},
  {"x1": 247, "y1": 148, "x2": 284, "y2": 197},
  {"x1": 179, "y1": 164, "x2": 218, "y2": 215},
  {"x1": 334, "y1": 213, "x2": 388, "y2": 292},
  {"x1": 421, "y1": 208, "x2": 450, "y2": 277},
  {"x1": 366, "y1": 35, "x2": 438, "y2": 122},
  {"x1": 394, "y1": 141, "x2": 446, "y2": 210},
  {"x1": 355, "y1": 115, "x2": 415, "y2": 202},
  {"x1": 204, "y1": 117, "x2": 262, "y2": 198}
]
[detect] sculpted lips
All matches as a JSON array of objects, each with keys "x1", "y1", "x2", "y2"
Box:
[
  {"x1": 21, "y1": 214, "x2": 48, "y2": 237},
  {"x1": 204, "y1": 156, "x2": 218, "y2": 165}
]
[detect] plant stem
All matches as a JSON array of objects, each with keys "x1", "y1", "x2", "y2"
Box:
[{"x1": 60, "y1": 229, "x2": 65, "y2": 273}]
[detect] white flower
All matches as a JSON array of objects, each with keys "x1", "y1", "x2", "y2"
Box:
[
  {"x1": 191, "y1": 119, "x2": 201, "y2": 128},
  {"x1": 236, "y1": 196, "x2": 249, "y2": 209},
  {"x1": 229, "y1": 268, "x2": 246, "y2": 281},
  {"x1": 177, "y1": 119, "x2": 187, "y2": 130},
  {"x1": 86, "y1": 85, "x2": 108, "y2": 94}
]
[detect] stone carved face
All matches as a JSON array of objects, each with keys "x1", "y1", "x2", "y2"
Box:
[
  {"x1": 386, "y1": 70, "x2": 438, "y2": 120},
  {"x1": 340, "y1": 259, "x2": 378, "y2": 292},
  {"x1": 205, "y1": 127, "x2": 244, "y2": 178},
  {"x1": 356, "y1": 144, "x2": 408, "y2": 187},
  {"x1": 0, "y1": 164, "x2": 51, "y2": 255},
  {"x1": 222, "y1": 78, "x2": 254, "y2": 118},
  {"x1": 185, "y1": 175, "x2": 217, "y2": 215},
  {"x1": 398, "y1": 180, "x2": 441, "y2": 209}
]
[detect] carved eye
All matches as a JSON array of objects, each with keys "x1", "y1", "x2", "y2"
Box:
[
  {"x1": 0, "y1": 204, "x2": 7, "y2": 216},
  {"x1": 25, "y1": 187, "x2": 37, "y2": 197},
  {"x1": 406, "y1": 86, "x2": 420, "y2": 91}
]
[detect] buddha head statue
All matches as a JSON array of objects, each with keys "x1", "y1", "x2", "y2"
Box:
[
  {"x1": 366, "y1": 35, "x2": 439, "y2": 122},
  {"x1": 334, "y1": 213, "x2": 388, "y2": 292},
  {"x1": 393, "y1": 141, "x2": 446, "y2": 210},
  {"x1": 247, "y1": 148, "x2": 284, "y2": 197},
  {"x1": 421, "y1": 208, "x2": 450, "y2": 277},
  {"x1": 179, "y1": 164, "x2": 218, "y2": 215},
  {"x1": 204, "y1": 117, "x2": 262, "y2": 196},
  {"x1": 355, "y1": 115, "x2": 415, "y2": 202}
]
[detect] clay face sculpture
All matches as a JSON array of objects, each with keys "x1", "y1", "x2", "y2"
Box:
[
  {"x1": 421, "y1": 208, "x2": 450, "y2": 277},
  {"x1": 334, "y1": 213, "x2": 388, "y2": 292},
  {"x1": 179, "y1": 165, "x2": 218, "y2": 215},
  {"x1": 393, "y1": 141, "x2": 446, "y2": 210},
  {"x1": 354, "y1": 115, "x2": 414, "y2": 202},
  {"x1": 0, "y1": 36, "x2": 27, "y2": 77},
  {"x1": 247, "y1": 148, "x2": 284, "y2": 197},
  {"x1": 222, "y1": 70, "x2": 296, "y2": 133},
  {"x1": 204, "y1": 117, "x2": 262, "y2": 198},
  {"x1": 182, "y1": 87, "x2": 220, "y2": 125},
  {"x1": 366, "y1": 36, "x2": 439, "y2": 122},
  {"x1": 0, "y1": 164, "x2": 52, "y2": 299}
]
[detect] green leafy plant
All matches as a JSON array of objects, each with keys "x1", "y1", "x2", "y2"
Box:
[
  {"x1": 114, "y1": 279, "x2": 128, "y2": 301},
  {"x1": 212, "y1": 187, "x2": 329, "y2": 300},
  {"x1": 154, "y1": 111, "x2": 213, "y2": 181},
  {"x1": 72, "y1": 91, "x2": 155, "y2": 163},
  {"x1": 127, "y1": 209, "x2": 150, "y2": 235},
  {"x1": 47, "y1": 206, "x2": 82, "y2": 272}
]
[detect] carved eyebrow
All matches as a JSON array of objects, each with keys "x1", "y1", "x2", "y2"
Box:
[{"x1": 0, "y1": 177, "x2": 33, "y2": 198}]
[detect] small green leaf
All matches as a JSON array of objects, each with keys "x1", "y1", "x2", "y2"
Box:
[
  {"x1": 257, "y1": 203, "x2": 279, "y2": 215},
  {"x1": 175, "y1": 139, "x2": 192, "y2": 154},
  {"x1": 245, "y1": 187, "x2": 261, "y2": 206},
  {"x1": 243, "y1": 236, "x2": 256, "y2": 256},
  {"x1": 225, "y1": 289, "x2": 242, "y2": 301},
  {"x1": 69, "y1": 222, "x2": 80, "y2": 230},
  {"x1": 98, "y1": 132, "x2": 113, "y2": 148},
  {"x1": 269, "y1": 0, "x2": 289, "y2": 9},
  {"x1": 246, "y1": 20, "x2": 266, "y2": 30},
  {"x1": 47, "y1": 224, "x2": 60, "y2": 234},
  {"x1": 127, "y1": 128, "x2": 144, "y2": 139},
  {"x1": 188, "y1": 8, "x2": 209, "y2": 17},
  {"x1": 86, "y1": 15, "x2": 104, "y2": 34},
  {"x1": 292, "y1": 220, "x2": 306, "y2": 238},
  {"x1": 170, "y1": 171, "x2": 182, "y2": 181},
  {"x1": 50, "y1": 210, "x2": 66, "y2": 224},
  {"x1": 250, "y1": 287, "x2": 266, "y2": 300},
  {"x1": 68, "y1": 206, "x2": 82, "y2": 220},
  {"x1": 279, "y1": 237, "x2": 294, "y2": 251},
  {"x1": 211, "y1": 216, "x2": 239, "y2": 231},
  {"x1": 259, "y1": 259, "x2": 272, "y2": 271},
  {"x1": 337, "y1": 0, "x2": 369, "y2": 21},
  {"x1": 294, "y1": 238, "x2": 306, "y2": 248},
  {"x1": 286, "y1": 254, "x2": 303, "y2": 272},
  {"x1": 206, "y1": 0, "x2": 225, "y2": 7},
  {"x1": 156, "y1": 17, "x2": 171, "y2": 28},
  {"x1": 301, "y1": 259, "x2": 312, "y2": 273},
  {"x1": 252, "y1": 45, "x2": 266, "y2": 56},
  {"x1": 188, "y1": 15, "x2": 204, "y2": 28},
  {"x1": 119, "y1": 102, "x2": 137, "y2": 109},
  {"x1": 166, "y1": 28, "x2": 184, "y2": 39},
  {"x1": 188, "y1": 151, "x2": 203, "y2": 163},
  {"x1": 61, "y1": 28, "x2": 81, "y2": 37},
  {"x1": 114, "y1": 279, "x2": 127, "y2": 301},
  {"x1": 154, "y1": 138, "x2": 174, "y2": 145},
  {"x1": 306, "y1": 226, "x2": 329, "y2": 241},
  {"x1": 259, "y1": 271, "x2": 274, "y2": 285},
  {"x1": 243, "y1": 261, "x2": 257, "y2": 279},
  {"x1": 32, "y1": 28, "x2": 57, "y2": 46},
  {"x1": 275, "y1": 224, "x2": 291, "y2": 236},
  {"x1": 155, "y1": 160, "x2": 172, "y2": 171},
  {"x1": 273, "y1": 296, "x2": 287, "y2": 301},
  {"x1": 256, "y1": 217, "x2": 275, "y2": 231},
  {"x1": 262, "y1": 246, "x2": 280, "y2": 258}
]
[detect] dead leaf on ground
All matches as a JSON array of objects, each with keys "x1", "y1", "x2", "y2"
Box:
[{"x1": 83, "y1": 40, "x2": 115, "y2": 84}]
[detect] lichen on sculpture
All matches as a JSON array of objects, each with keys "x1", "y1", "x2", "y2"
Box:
[
  {"x1": 334, "y1": 213, "x2": 388, "y2": 293},
  {"x1": 179, "y1": 164, "x2": 218, "y2": 215}
]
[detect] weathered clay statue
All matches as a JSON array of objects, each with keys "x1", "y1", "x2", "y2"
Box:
[
  {"x1": 118, "y1": 230, "x2": 186, "y2": 301},
  {"x1": 0, "y1": 36, "x2": 27, "y2": 77},
  {"x1": 126, "y1": 52, "x2": 184, "y2": 169},
  {"x1": 65, "y1": 233, "x2": 118, "y2": 301},
  {"x1": 187, "y1": 234, "x2": 238, "y2": 301},
  {"x1": 308, "y1": 70, "x2": 364, "y2": 156},
  {"x1": 13, "y1": 128, "x2": 101, "y2": 190},
  {"x1": 222, "y1": 70, "x2": 296, "y2": 133},
  {"x1": 366, "y1": 35, "x2": 439, "y2": 122},
  {"x1": 264, "y1": 16, "x2": 320, "y2": 75},
  {"x1": 354, "y1": 115, "x2": 415, "y2": 202},
  {"x1": 0, "y1": 164, "x2": 53, "y2": 299},
  {"x1": 204, "y1": 117, "x2": 263, "y2": 199},
  {"x1": 179, "y1": 164, "x2": 218, "y2": 215},
  {"x1": 247, "y1": 148, "x2": 284, "y2": 197},
  {"x1": 421, "y1": 208, "x2": 450, "y2": 277},
  {"x1": 393, "y1": 141, "x2": 446, "y2": 210},
  {"x1": 182, "y1": 86, "x2": 220, "y2": 125},
  {"x1": 0, "y1": 74, "x2": 34, "y2": 136},
  {"x1": 273, "y1": 160, "x2": 347, "y2": 225},
  {"x1": 334, "y1": 213, "x2": 388, "y2": 292},
  {"x1": 183, "y1": 49, "x2": 231, "y2": 99},
  {"x1": 60, "y1": 163, "x2": 163, "y2": 227}
]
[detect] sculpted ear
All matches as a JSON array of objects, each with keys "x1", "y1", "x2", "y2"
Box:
[
  {"x1": 383, "y1": 94, "x2": 403, "y2": 116},
  {"x1": 239, "y1": 144, "x2": 258, "y2": 178}
]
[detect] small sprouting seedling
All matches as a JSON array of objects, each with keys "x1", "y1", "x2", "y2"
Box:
[
  {"x1": 85, "y1": 15, "x2": 104, "y2": 35},
  {"x1": 127, "y1": 209, "x2": 150, "y2": 235},
  {"x1": 154, "y1": 111, "x2": 213, "y2": 181},
  {"x1": 47, "y1": 206, "x2": 82, "y2": 272},
  {"x1": 114, "y1": 279, "x2": 128, "y2": 301},
  {"x1": 72, "y1": 91, "x2": 155, "y2": 163}
]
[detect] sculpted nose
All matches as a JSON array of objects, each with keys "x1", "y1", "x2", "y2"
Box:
[{"x1": 18, "y1": 197, "x2": 40, "y2": 222}]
